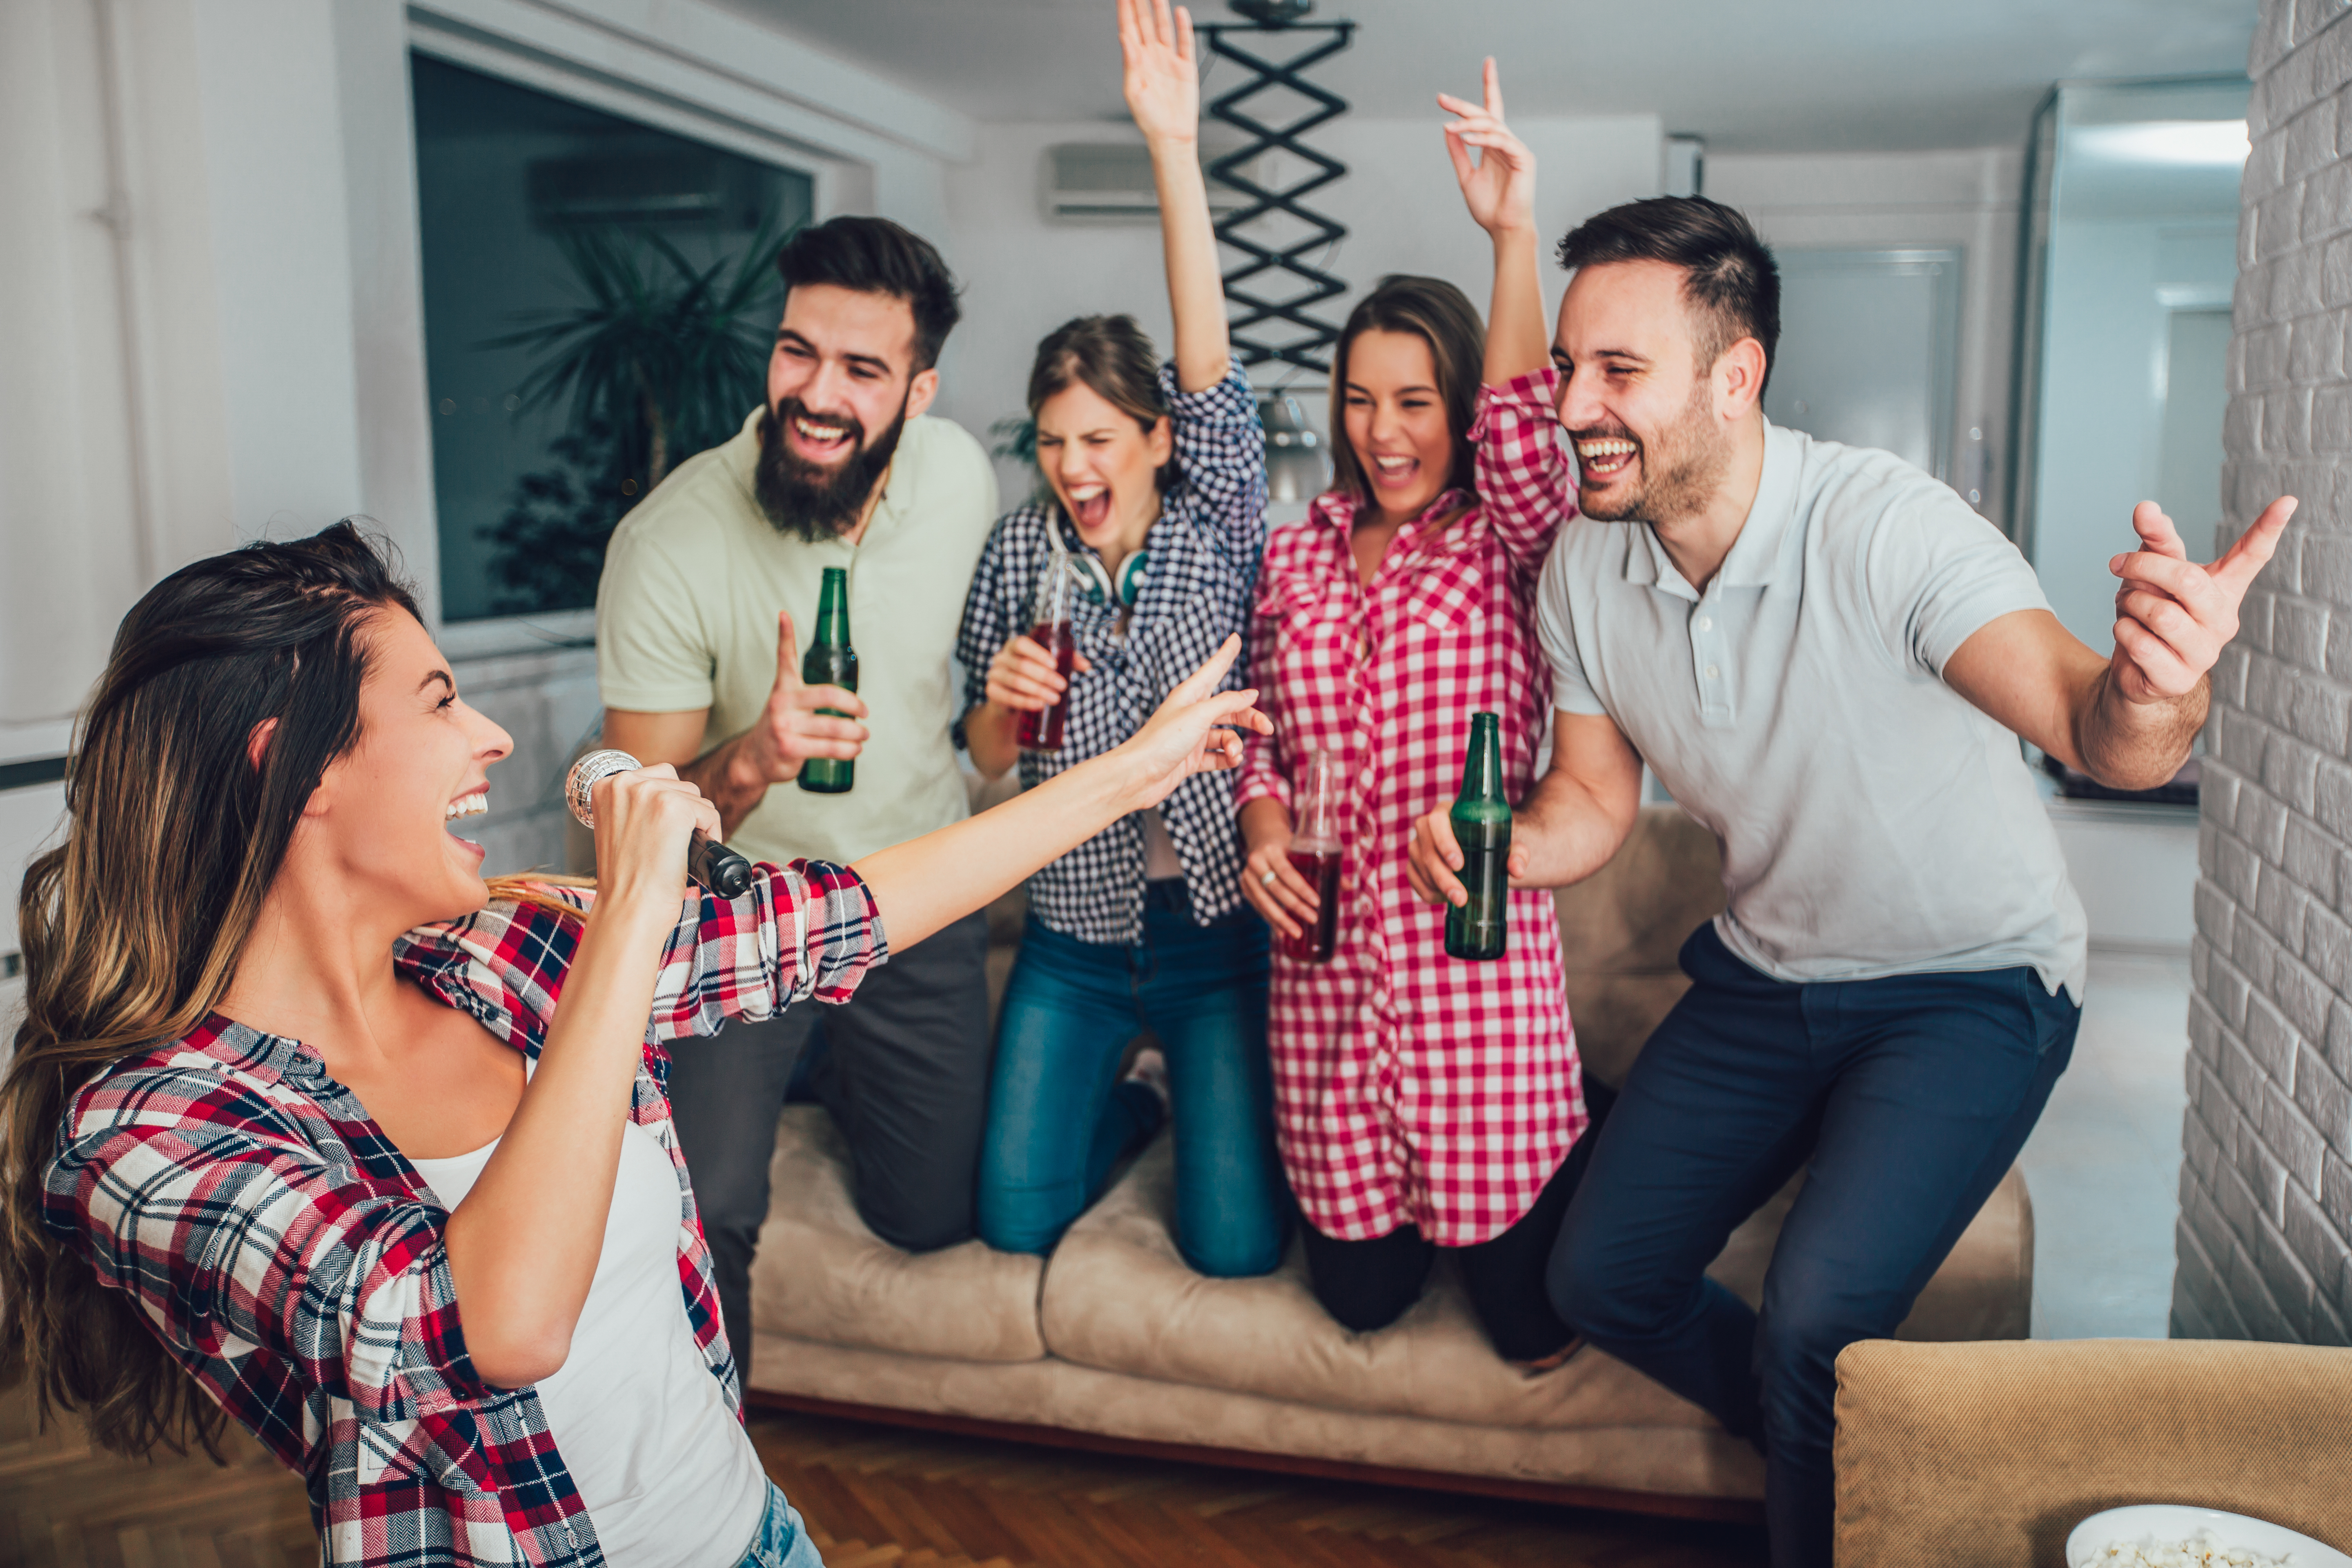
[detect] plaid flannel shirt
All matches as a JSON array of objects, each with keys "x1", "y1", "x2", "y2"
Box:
[
  {"x1": 1235, "y1": 370, "x2": 1586, "y2": 1245},
  {"x1": 42, "y1": 862, "x2": 883, "y2": 1568},
  {"x1": 954, "y1": 361, "x2": 1267, "y2": 944}
]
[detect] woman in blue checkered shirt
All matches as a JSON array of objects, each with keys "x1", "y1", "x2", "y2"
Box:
[{"x1": 954, "y1": 0, "x2": 1286, "y2": 1277}]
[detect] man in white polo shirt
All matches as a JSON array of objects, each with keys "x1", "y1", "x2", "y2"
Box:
[
  {"x1": 1406, "y1": 196, "x2": 2290, "y2": 1567},
  {"x1": 597, "y1": 216, "x2": 998, "y2": 1377}
]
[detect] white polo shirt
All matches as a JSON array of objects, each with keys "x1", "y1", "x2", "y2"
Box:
[{"x1": 1538, "y1": 420, "x2": 2088, "y2": 999}]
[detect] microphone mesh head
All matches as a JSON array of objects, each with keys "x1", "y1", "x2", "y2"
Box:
[{"x1": 566, "y1": 748, "x2": 641, "y2": 829}]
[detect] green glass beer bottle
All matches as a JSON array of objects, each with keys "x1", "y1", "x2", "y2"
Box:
[
  {"x1": 1445, "y1": 711, "x2": 1510, "y2": 961},
  {"x1": 797, "y1": 566, "x2": 858, "y2": 795}
]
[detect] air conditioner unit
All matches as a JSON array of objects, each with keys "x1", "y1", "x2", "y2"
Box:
[{"x1": 1041, "y1": 142, "x2": 1260, "y2": 224}]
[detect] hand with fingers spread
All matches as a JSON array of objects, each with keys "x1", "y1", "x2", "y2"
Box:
[
  {"x1": 1120, "y1": 0, "x2": 1199, "y2": 147},
  {"x1": 735, "y1": 609, "x2": 870, "y2": 786},
  {"x1": 2107, "y1": 494, "x2": 2296, "y2": 701},
  {"x1": 1439, "y1": 58, "x2": 1537, "y2": 239},
  {"x1": 1107, "y1": 633, "x2": 1272, "y2": 810},
  {"x1": 986, "y1": 632, "x2": 1094, "y2": 715},
  {"x1": 1238, "y1": 798, "x2": 1316, "y2": 940}
]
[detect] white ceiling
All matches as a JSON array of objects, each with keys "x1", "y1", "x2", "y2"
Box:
[{"x1": 714, "y1": 0, "x2": 2254, "y2": 152}]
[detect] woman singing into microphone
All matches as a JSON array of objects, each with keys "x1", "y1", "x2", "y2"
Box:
[{"x1": 0, "y1": 522, "x2": 1265, "y2": 1568}]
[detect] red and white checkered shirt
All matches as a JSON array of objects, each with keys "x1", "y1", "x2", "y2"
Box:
[
  {"x1": 1236, "y1": 368, "x2": 1585, "y2": 1246},
  {"x1": 42, "y1": 863, "x2": 881, "y2": 1568}
]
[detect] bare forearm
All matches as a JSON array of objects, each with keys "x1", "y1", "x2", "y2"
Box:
[
  {"x1": 1485, "y1": 224, "x2": 1550, "y2": 385},
  {"x1": 445, "y1": 898, "x2": 673, "y2": 1384},
  {"x1": 677, "y1": 734, "x2": 769, "y2": 837},
  {"x1": 1152, "y1": 136, "x2": 1231, "y2": 393},
  {"x1": 1511, "y1": 766, "x2": 1638, "y2": 889},
  {"x1": 963, "y1": 703, "x2": 1020, "y2": 782},
  {"x1": 1239, "y1": 795, "x2": 1292, "y2": 850},
  {"x1": 855, "y1": 748, "x2": 1142, "y2": 948},
  {"x1": 2075, "y1": 669, "x2": 2207, "y2": 791}
]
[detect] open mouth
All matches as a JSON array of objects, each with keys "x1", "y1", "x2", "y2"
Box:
[
  {"x1": 787, "y1": 412, "x2": 858, "y2": 464},
  {"x1": 1067, "y1": 482, "x2": 1114, "y2": 532},
  {"x1": 1575, "y1": 437, "x2": 1639, "y2": 481},
  {"x1": 445, "y1": 790, "x2": 488, "y2": 855},
  {"x1": 1369, "y1": 452, "x2": 1419, "y2": 489}
]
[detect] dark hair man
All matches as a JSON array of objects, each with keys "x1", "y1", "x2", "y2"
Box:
[
  {"x1": 596, "y1": 215, "x2": 1000, "y2": 1376},
  {"x1": 1405, "y1": 174, "x2": 2290, "y2": 1566}
]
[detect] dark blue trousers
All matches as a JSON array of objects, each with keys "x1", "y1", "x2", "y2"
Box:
[{"x1": 1546, "y1": 924, "x2": 2078, "y2": 1568}]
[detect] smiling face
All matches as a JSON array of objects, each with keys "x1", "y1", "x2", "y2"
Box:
[
  {"x1": 1552, "y1": 258, "x2": 1749, "y2": 527},
  {"x1": 296, "y1": 608, "x2": 514, "y2": 930},
  {"x1": 1341, "y1": 328, "x2": 1458, "y2": 522},
  {"x1": 758, "y1": 283, "x2": 940, "y2": 539},
  {"x1": 1033, "y1": 379, "x2": 1171, "y2": 553}
]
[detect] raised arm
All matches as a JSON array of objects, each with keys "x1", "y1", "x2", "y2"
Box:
[
  {"x1": 1944, "y1": 496, "x2": 2294, "y2": 790},
  {"x1": 1123, "y1": 0, "x2": 1228, "y2": 393},
  {"x1": 1441, "y1": 58, "x2": 1548, "y2": 386},
  {"x1": 857, "y1": 633, "x2": 1267, "y2": 943}
]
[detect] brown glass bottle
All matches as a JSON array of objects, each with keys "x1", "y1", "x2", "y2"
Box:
[{"x1": 798, "y1": 566, "x2": 858, "y2": 795}]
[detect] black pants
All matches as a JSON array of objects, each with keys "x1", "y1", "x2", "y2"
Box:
[
  {"x1": 1300, "y1": 1080, "x2": 1615, "y2": 1361},
  {"x1": 666, "y1": 909, "x2": 993, "y2": 1379}
]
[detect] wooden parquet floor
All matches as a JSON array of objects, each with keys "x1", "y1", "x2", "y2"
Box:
[{"x1": 0, "y1": 1379, "x2": 1765, "y2": 1568}]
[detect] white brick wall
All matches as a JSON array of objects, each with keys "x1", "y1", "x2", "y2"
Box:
[{"x1": 2175, "y1": 0, "x2": 2352, "y2": 1344}]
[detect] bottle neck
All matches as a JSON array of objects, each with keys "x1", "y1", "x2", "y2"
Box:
[
  {"x1": 815, "y1": 575, "x2": 851, "y2": 645},
  {"x1": 1456, "y1": 716, "x2": 1503, "y2": 804}
]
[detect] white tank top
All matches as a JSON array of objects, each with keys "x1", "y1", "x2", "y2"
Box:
[{"x1": 410, "y1": 1118, "x2": 767, "y2": 1568}]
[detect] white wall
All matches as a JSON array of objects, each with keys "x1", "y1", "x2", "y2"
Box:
[
  {"x1": 2032, "y1": 219, "x2": 2238, "y2": 648},
  {"x1": 937, "y1": 114, "x2": 1663, "y2": 488},
  {"x1": 1705, "y1": 147, "x2": 2025, "y2": 536}
]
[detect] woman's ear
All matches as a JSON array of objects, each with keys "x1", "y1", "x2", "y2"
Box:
[
  {"x1": 245, "y1": 717, "x2": 278, "y2": 774},
  {"x1": 1147, "y1": 414, "x2": 1174, "y2": 469}
]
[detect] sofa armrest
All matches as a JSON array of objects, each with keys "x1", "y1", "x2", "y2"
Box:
[{"x1": 1833, "y1": 1339, "x2": 2352, "y2": 1565}]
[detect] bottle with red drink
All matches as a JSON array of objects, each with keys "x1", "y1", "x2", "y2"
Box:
[
  {"x1": 1283, "y1": 751, "x2": 1344, "y2": 964},
  {"x1": 1018, "y1": 541, "x2": 1089, "y2": 753}
]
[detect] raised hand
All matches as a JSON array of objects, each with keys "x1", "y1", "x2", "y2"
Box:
[
  {"x1": 1112, "y1": 634, "x2": 1272, "y2": 808},
  {"x1": 588, "y1": 762, "x2": 722, "y2": 915},
  {"x1": 1120, "y1": 0, "x2": 1199, "y2": 146},
  {"x1": 2107, "y1": 494, "x2": 2295, "y2": 702},
  {"x1": 1439, "y1": 58, "x2": 1536, "y2": 238},
  {"x1": 742, "y1": 609, "x2": 868, "y2": 782}
]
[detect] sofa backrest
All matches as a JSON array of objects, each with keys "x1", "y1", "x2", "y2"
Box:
[{"x1": 1551, "y1": 804, "x2": 1726, "y2": 1089}]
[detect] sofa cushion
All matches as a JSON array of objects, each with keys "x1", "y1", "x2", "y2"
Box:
[
  {"x1": 1553, "y1": 804, "x2": 1727, "y2": 1087},
  {"x1": 1038, "y1": 1134, "x2": 2031, "y2": 1424},
  {"x1": 747, "y1": 1105, "x2": 1047, "y2": 1362}
]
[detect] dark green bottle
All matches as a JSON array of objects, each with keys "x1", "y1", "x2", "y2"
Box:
[
  {"x1": 797, "y1": 566, "x2": 858, "y2": 795},
  {"x1": 1445, "y1": 711, "x2": 1510, "y2": 961}
]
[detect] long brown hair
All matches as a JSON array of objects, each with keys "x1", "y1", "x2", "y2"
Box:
[
  {"x1": 1327, "y1": 274, "x2": 1485, "y2": 507},
  {"x1": 0, "y1": 521, "x2": 425, "y2": 1458}
]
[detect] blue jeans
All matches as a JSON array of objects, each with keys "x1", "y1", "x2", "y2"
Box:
[
  {"x1": 733, "y1": 1480, "x2": 822, "y2": 1567},
  {"x1": 978, "y1": 883, "x2": 1289, "y2": 1277},
  {"x1": 1547, "y1": 923, "x2": 2078, "y2": 1568}
]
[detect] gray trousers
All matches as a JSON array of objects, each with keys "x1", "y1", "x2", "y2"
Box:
[{"x1": 666, "y1": 909, "x2": 993, "y2": 1379}]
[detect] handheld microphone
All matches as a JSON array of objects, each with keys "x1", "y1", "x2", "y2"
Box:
[{"x1": 566, "y1": 748, "x2": 756, "y2": 899}]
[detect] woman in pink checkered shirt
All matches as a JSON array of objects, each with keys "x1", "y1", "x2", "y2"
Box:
[{"x1": 1234, "y1": 64, "x2": 1604, "y2": 1363}]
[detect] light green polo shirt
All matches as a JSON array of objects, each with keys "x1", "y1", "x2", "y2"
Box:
[{"x1": 596, "y1": 405, "x2": 1000, "y2": 868}]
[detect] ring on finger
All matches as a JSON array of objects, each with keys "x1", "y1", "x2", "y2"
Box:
[{"x1": 1261, "y1": 869, "x2": 1278, "y2": 886}]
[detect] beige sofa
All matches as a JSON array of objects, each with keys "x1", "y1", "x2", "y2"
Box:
[
  {"x1": 1833, "y1": 1339, "x2": 2352, "y2": 1562},
  {"x1": 739, "y1": 806, "x2": 2035, "y2": 1519}
]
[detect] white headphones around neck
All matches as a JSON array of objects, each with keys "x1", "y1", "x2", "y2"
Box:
[{"x1": 1074, "y1": 550, "x2": 1150, "y2": 608}]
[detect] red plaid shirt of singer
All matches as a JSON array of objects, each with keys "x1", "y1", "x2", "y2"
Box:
[
  {"x1": 1237, "y1": 368, "x2": 1586, "y2": 1247},
  {"x1": 42, "y1": 863, "x2": 882, "y2": 1568}
]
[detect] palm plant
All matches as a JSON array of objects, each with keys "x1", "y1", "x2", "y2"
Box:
[
  {"x1": 490, "y1": 210, "x2": 794, "y2": 488},
  {"x1": 481, "y1": 212, "x2": 793, "y2": 614}
]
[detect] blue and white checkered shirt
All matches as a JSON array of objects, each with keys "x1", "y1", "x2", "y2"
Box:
[{"x1": 955, "y1": 362, "x2": 1267, "y2": 944}]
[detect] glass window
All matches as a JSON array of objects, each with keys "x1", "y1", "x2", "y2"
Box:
[{"x1": 410, "y1": 55, "x2": 813, "y2": 623}]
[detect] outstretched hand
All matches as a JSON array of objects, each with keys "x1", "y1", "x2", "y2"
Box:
[
  {"x1": 2107, "y1": 494, "x2": 2295, "y2": 702},
  {"x1": 1114, "y1": 634, "x2": 1271, "y2": 809},
  {"x1": 1439, "y1": 59, "x2": 1536, "y2": 237},
  {"x1": 1120, "y1": 0, "x2": 1199, "y2": 145}
]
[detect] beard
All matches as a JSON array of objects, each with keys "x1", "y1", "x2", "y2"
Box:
[
  {"x1": 755, "y1": 393, "x2": 909, "y2": 542},
  {"x1": 1572, "y1": 378, "x2": 1731, "y2": 528}
]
